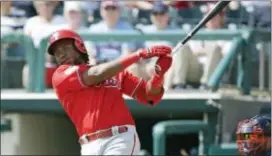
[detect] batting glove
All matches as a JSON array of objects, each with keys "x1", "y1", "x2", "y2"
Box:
[
  {"x1": 138, "y1": 46, "x2": 172, "y2": 59},
  {"x1": 154, "y1": 55, "x2": 172, "y2": 77},
  {"x1": 148, "y1": 55, "x2": 172, "y2": 88}
]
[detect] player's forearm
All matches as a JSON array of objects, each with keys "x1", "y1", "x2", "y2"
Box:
[
  {"x1": 145, "y1": 85, "x2": 164, "y2": 102},
  {"x1": 142, "y1": 55, "x2": 172, "y2": 103},
  {"x1": 134, "y1": 78, "x2": 164, "y2": 106},
  {"x1": 84, "y1": 53, "x2": 140, "y2": 85},
  {"x1": 147, "y1": 86, "x2": 163, "y2": 95},
  {"x1": 146, "y1": 76, "x2": 164, "y2": 95},
  {"x1": 83, "y1": 46, "x2": 171, "y2": 86},
  {"x1": 144, "y1": 75, "x2": 164, "y2": 104}
]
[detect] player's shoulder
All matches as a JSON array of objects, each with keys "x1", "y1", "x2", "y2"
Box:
[
  {"x1": 53, "y1": 65, "x2": 74, "y2": 77},
  {"x1": 52, "y1": 65, "x2": 89, "y2": 87}
]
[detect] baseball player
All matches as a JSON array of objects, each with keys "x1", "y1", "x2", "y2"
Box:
[
  {"x1": 236, "y1": 115, "x2": 271, "y2": 156},
  {"x1": 47, "y1": 29, "x2": 172, "y2": 155}
]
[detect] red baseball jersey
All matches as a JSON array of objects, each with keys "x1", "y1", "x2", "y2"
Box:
[{"x1": 52, "y1": 64, "x2": 144, "y2": 136}]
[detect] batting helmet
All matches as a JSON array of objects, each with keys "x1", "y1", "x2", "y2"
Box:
[
  {"x1": 47, "y1": 29, "x2": 87, "y2": 55},
  {"x1": 236, "y1": 115, "x2": 271, "y2": 156}
]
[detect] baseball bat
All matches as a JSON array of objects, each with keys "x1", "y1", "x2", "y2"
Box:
[{"x1": 171, "y1": 1, "x2": 231, "y2": 55}]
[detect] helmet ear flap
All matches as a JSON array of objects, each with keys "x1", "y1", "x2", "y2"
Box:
[{"x1": 74, "y1": 39, "x2": 87, "y2": 54}]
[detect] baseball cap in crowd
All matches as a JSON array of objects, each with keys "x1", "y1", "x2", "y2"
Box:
[
  {"x1": 101, "y1": 0, "x2": 120, "y2": 9},
  {"x1": 64, "y1": 1, "x2": 82, "y2": 13},
  {"x1": 151, "y1": 2, "x2": 169, "y2": 14}
]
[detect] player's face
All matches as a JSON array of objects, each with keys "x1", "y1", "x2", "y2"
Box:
[{"x1": 52, "y1": 39, "x2": 82, "y2": 65}]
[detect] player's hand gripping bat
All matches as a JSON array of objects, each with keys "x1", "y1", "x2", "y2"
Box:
[{"x1": 171, "y1": 0, "x2": 231, "y2": 55}]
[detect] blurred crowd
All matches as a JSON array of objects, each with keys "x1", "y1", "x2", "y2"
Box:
[{"x1": 1, "y1": 1, "x2": 271, "y2": 90}]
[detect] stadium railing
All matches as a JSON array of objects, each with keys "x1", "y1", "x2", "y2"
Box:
[{"x1": 1, "y1": 32, "x2": 36, "y2": 92}]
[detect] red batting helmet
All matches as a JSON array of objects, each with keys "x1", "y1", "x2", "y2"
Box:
[{"x1": 47, "y1": 29, "x2": 87, "y2": 55}]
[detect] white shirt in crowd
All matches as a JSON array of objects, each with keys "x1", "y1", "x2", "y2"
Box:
[{"x1": 24, "y1": 15, "x2": 66, "y2": 47}]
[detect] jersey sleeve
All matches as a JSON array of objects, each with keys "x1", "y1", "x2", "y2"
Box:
[
  {"x1": 119, "y1": 70, "x2": 164, "y2": 105},
  {"x1": 52, "y1": 65, "x2": 89, "y2": 93},
  {"x1": 119, "y1": 70, "x2": 144, "y2": 98}
]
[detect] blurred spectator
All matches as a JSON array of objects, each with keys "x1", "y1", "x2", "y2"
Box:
[
  {"x1": 1, "y1": 1, "x2": 27, "y2": 33},
  {"x1": 1, "y1": 1, "x2": 27, "y2": 58},
  {"x1": 1, "y1": 1, "x2": 27, "y2": 88},
  {"x1": 88, "y1": 0, "x2": 136, "y2": 64},
  {"x1": 163, "y1": 1, "x2": 203, "y2": 26},
  {"x1": 124, "y1": 0, "x2": 155, "y2": 11},
  {"x1": 227, "y1": 1, "x2": 271, "y2": 28},
  {"x1": 82, "y1": 1, "x2": 139, "y2": 25},
  {"x1": 163, "y1": 0, "x2": 194, "y2": 14},
  {"x1": 169, "y1": 3, "x2": 232, "y2": 90},
  {"x1": 140, "y1": 2, "x2": 177, "y2": 32},
  {"x1": 163, "y1": 1, "x2": 194, "y2": 9},
  {"x1": 60, "y1": 1, "x2": 86, "y2": 31},
  {"x1": 11, "y1": 1, "x2": 37, "y2": 18},
  {"x1": 129, "y1": 2, "x2": 179, "y2": 83},
  {"x1": 23, "y1": 1, "x2": 65, "y2": 89},
  {"x1": 124, "y1": 0, "x2": 156, "y2": 24},
  {"x1": 80, "y1": 1, "x2": 101, "y2": 24},
  {"x1": 53, "y1": 1, "x2": 64, "y2": 15},
  {"x1": 241, "y1": 1, "x2": 271, "y2": 28},
  {"x1": 24, "y1": 1, "x2": 65, "y2": 47}
]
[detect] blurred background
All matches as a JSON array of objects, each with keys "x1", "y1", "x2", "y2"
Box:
[{"x1": 1, "y1": 0, "x2": 271, "y2": 155}]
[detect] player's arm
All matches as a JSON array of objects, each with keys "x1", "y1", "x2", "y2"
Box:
[
  {"x1": 121, "y1": 55, "x2": 172, "y2": 105},
  {"x1": 80, "y1": 46, "x2": 171, "y2": 86}
]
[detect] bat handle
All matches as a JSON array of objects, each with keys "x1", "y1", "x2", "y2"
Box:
[{"x1": 171, "y1": 42, "x2": 183, "y2": 56}]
